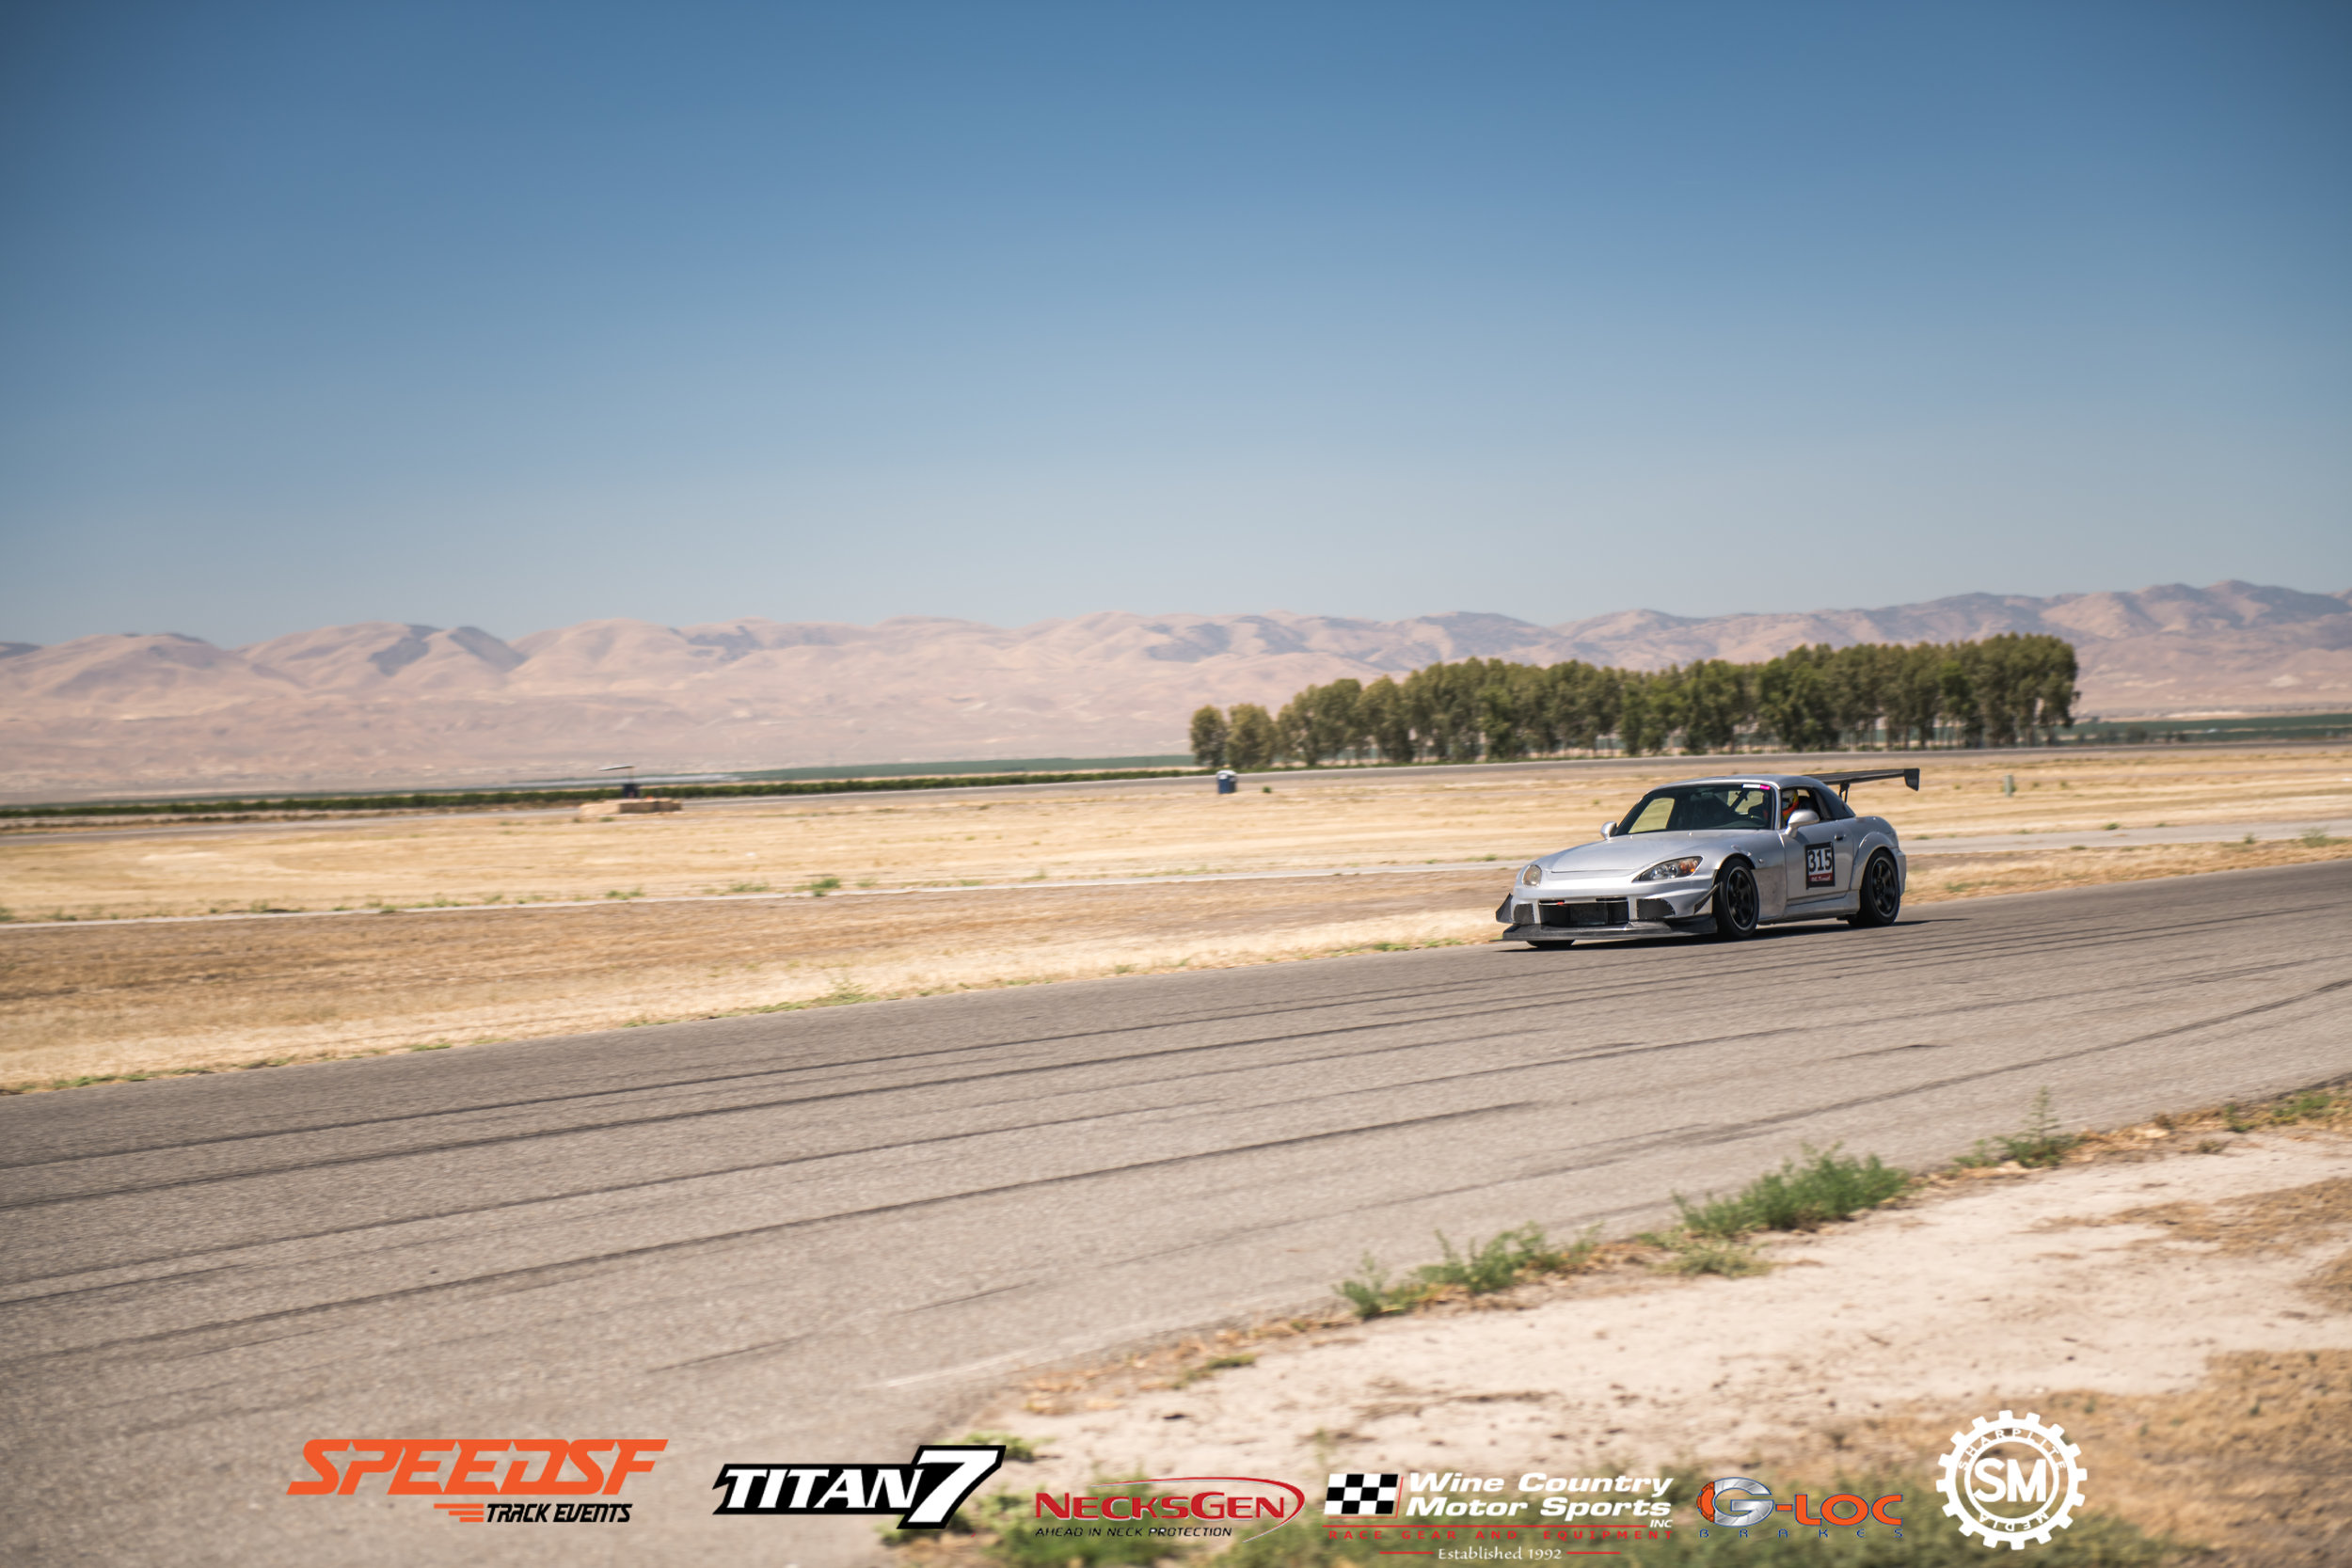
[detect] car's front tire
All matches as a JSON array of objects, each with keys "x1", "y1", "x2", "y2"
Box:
[
  {"x1": 1711, "y1": 863, "x2": 1760, "y2": 940},
  {"x1": 1849, "y1": 851, "x2": 1902, "y2": 927}
]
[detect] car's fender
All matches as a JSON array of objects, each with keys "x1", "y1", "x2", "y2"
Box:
[
  {"x1": 1849, "y1": 819, "x2": 1907, "y2": 894},
  {"x1": 1729, "y1": 831, "x2": 1788, "y2": 920}
]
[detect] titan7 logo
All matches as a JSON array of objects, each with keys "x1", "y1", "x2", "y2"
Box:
[{"x1": 712, "y1": 1444, "x2": 1004, "y2": 1528}]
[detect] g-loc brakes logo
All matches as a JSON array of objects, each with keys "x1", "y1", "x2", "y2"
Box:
[
  {"x1": 1696, "y1": 1477, "x2": 1903, "y2": 1532},
  {"x1": 1934, "y1": 1409, "x2": 2087, "y2": 1548},
  {"x1": 712, "y1": 1444, "x2": 1003, "y2": 1529},
  {"x1": 1696, "y1": 1478, "x2": 1774, "y2": 1528},
  {"x1": 287, "y1": 1440, "x2": 664, "y2": 1524}
]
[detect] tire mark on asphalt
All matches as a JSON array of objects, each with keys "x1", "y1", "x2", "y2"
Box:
[
  {"x1": 0, "y1": 1050, "x2": 1602, "y2": 1292},
  {"x1": 0, "y1": 1101, "x2": 1537, "y2": 1365}
]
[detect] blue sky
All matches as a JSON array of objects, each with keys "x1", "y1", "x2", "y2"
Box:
[{"x1": 3, "y1": 1, "x2": 2346, "y2": 647}]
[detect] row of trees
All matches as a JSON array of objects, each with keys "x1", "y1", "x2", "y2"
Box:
[{"x1": 1188, "y1": 634, "x2": 2079, "y2": 768}]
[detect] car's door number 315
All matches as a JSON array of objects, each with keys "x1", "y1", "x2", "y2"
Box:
[{"x1": 1804, "y1": 842, "x2": 1836, "y2": 887}]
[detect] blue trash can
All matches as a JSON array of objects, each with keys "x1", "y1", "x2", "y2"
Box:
[{"x1": 1216, "y1": 769, "x2": 1238, "y2": 795}]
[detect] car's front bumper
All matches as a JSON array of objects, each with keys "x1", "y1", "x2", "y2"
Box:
[{"x1": 1495, "y1": 878, "x2": 1717, "y2": 942}]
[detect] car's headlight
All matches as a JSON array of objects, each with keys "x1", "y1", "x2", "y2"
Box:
[
  {"x1": 1521, "y1": 863, "x2": 1545, "y2": 885},
  {"x1": 1634, "y1": 856, "x2": 1704, "y2": 881}
]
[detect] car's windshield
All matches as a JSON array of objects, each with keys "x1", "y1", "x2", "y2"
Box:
[{"x1": 1619, "y1": 784, "x2": 1773, "y2": 834}]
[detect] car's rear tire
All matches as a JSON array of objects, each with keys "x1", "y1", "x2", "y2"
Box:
[
  {"x1": 1526, "y1": 940, "x2": 1575, "y2": 950},
  {"x1": 1711, "y1": 863, "x2": 1760, "y2": 940},
  {"x1": 1849, "y1": 851, "x2": 1902, "y2": 927}
]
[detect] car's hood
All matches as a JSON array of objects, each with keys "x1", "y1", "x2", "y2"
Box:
[{"x1": 1543, "y1": 831, "x2": 1739, "y2": 875}]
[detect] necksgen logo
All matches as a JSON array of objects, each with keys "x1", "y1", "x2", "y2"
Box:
[
  {"x1": 287, "y1": 1440, "x2": 665, "y2": 1525},
  {"x1": 713, "y1": 1444, "x2": 1004, "y2": 1529},
  {"x1": 1035, "y1": 1476, "x2": 1307, "y2": 1544}
]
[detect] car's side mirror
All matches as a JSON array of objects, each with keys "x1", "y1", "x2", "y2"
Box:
[
  {"x1": 1786, "y1": 809, "x2": 1820, "y2": 830},
  {"x1": 1600, "y1": 821, "x2": 1616, "y2": 839}
]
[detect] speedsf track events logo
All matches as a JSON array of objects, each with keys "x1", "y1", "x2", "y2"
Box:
[{"x1": 287, "y1": 1439, "x2": 664, "y2": 1524}]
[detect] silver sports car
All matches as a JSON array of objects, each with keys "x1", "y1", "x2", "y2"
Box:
[{"x1": 1495, "y1": 768, "x2": 1916, "y2": 948}]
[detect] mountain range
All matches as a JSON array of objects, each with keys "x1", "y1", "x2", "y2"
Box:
[{"x1": 4, "y1": 579, "x2": 2348, "y2": 797}]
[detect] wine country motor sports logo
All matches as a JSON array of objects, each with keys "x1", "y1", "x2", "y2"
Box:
[
  {"x1": 1327, "y1": 1473, "x2": 1400, "y2": 1517},
  {"x1": 1935, "y1": 1409, "x2": 2087, "y2": 1548},
  {"x1": 1320, "y1": 1470, "x2": 1677, "y2": 1551},
  {"x1": 287, "y1": 1439, "x2": 665, "y2": 1523},
  {"x1": 712, "y1": 1445, "x2": 1004, "y2": 1529},
  {"x1": 1694, "y1": 1476, "x2": 1904, "y2": 1539}
]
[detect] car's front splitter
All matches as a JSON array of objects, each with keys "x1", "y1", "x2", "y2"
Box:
[{"x1": 1500, "y1": 916, "x2": 1715, "y2": 942}]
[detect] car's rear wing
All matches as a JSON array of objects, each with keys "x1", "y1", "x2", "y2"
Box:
[{"x1": 1814, "y1": 768, "x2": 1920, "y2": 800}]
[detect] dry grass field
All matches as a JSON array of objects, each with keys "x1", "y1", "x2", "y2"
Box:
[
  {"x1": 3, "y1": 745, "x2": 2349, "y2": 1091},
  {"x1": 4, "y1": 746, "x2": 2348, "y2": 921}
]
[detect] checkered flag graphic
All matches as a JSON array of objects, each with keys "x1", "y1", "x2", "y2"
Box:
[{"x1": 1326, "y1": 1472, "x2": 1399, "y2": 1517}]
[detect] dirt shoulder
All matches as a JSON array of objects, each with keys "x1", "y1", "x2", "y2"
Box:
[{"x1": 973, "y1": 1112, "x2": 2352, "y2": 1566}]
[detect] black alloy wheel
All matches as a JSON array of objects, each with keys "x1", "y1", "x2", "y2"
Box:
[
  {"x1": 1849, "y1": 852, "x2": 1902, "y2": 927},
  {"x1": 1712, "y1": 863, "x2": 1760, "y2": 940}
]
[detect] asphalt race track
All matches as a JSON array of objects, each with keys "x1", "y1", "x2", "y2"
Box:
[{"x1": 5, "y1": 861, "x2": 2348, "y2": 1567}]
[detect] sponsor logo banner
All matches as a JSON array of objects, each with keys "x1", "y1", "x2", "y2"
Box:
[
  {"x1": 1327, "y1": 1472, "x2": 1400, "y2": 1517},
  {"x1": 712, "y1": 1444, "x2": 1003, "y2": 1529},
  {"x1": 1032, "y1": 1475, "x2": 1305, "y2": 1544},
  {"x1": 287, "y1": 1439, "x2": 664, "y2": 1524},
  {"x1": 1316, "y1": 1469, "x2": 1679, "y2": 1550},
  {"x1": 1693, "y1": 1474, "x2": 1904, "y2": 1538},
  {"x1": 1935, "y1": 1409, "x2": 2087, "y2": 1547}
]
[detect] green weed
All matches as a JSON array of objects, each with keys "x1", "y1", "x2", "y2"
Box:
[
  {"x1": 1336, "y1": 1224, "x2": 1597, "y2": 1319},
  {"x1": 1173, "y1": 1353, "x2": 1255, "y2": 1387},
  {"x1": 1674, "y1": 1146, "x2": 1911, "y2": 1239},
  {"x1": 1956, "y1": 1086, "x2": 2079, "y2": 1168},
  {"x1": 958, "y1": 1431, "x2": 1039, "y2": 1463},
  {"x1": 1660, "y1": 1238, "x2": 1769, "y2": 1276}
]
